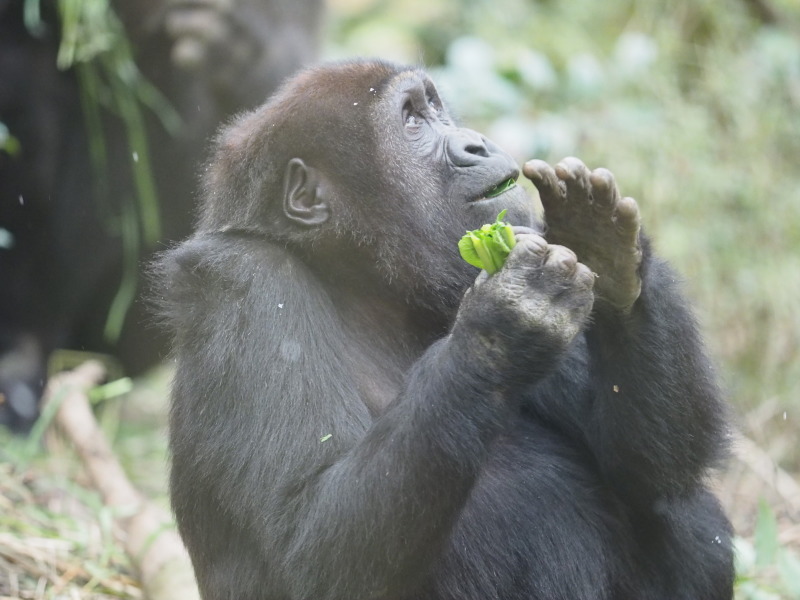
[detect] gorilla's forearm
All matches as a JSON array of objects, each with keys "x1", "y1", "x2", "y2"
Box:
[
  {"x1": 581, "y1": 237, "x2": 729, "y2": 506},
  {"x1": 523, "y1": 158, "x2": 727, "y2": 507},
  {"x1": 279, "y1": 339, "x2": 508, "y2": 600}
]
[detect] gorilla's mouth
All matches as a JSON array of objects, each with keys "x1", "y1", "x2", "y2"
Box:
[{"x1": 475, "y1": 174, "x2": 519, "y2": 202}]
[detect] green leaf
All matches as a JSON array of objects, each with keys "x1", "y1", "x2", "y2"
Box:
[
  {"x1": 492, "y1": 226, "x2": 513, "y2": 254},
  {"x1": 778, "y1": 549, "x2": 800, "y2": 597},
  {"x1": 754, "y1": 499, "x2": 779, "y2": 567},
  {"x1": 88, "y1": 377, "x2": 134, "y2": 403},
  {"x1": 473, "y1": 235, "x2": 499, "y2": 274},
  {"x1": 458, "y1": 232, "x2": 485, "y2": 269},
  {"x1": 497, "y1": 213, "x2": 516, "y2": 250},
  {"x1": 457, "y1": 211, "x2": 517, "y2": 275},
  {"x1": 484, "y1": 178, "x2": 517, "y2": 198}
]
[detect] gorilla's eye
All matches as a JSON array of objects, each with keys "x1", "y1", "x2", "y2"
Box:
[{"x1": 403, "y1": 101, "x2": 420, "y2": 127}]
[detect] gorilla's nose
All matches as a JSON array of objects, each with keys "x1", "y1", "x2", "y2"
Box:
[{"x1": 447, "y1": 129, "x2": 492, "y2": 167}]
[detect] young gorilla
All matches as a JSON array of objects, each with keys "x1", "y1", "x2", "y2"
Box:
[{"x1": 155, "y1": 60, "x2": 734, "y2": 600}]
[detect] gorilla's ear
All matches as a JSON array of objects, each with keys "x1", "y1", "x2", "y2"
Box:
[{"x1": 283, "y1": 158, "x2": 330, "y2": 226}]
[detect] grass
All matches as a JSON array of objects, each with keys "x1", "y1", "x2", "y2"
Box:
[{"x1": 0, "y1": 439, "x2": 141, "y2": 599}]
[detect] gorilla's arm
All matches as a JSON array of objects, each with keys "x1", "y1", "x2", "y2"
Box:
[
  {"x1": 582, "y1": 238, "x2": 728, "y2": 505},
  {"x1": 527, "y1": 242, "x2": 727, "y2": 509},
  {"x1": 523, "y1": 158, "x2": 728, "y2": 509},
  {"x1": 161, "y1": 230, "x2": 592, "y2": 599}
]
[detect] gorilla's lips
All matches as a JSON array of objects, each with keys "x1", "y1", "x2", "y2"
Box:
[{"x1": 480, "y1": 175, "x2": 518, "y2": 200}]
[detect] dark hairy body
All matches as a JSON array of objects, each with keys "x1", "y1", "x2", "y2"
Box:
[
  {"x1": 0, "y1": 0, "x2": 322, "y2": 430},
  {"x1": 155, "y1": 60, "x2": 734, "y2": 600}
]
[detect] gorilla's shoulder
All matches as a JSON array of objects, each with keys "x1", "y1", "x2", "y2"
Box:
[
  {"x1": 163, "y1": 231, "x2": 302, "y2": 280},
  {"x1": 151, "y1": 231, "x2": 314, "y2": 330}
]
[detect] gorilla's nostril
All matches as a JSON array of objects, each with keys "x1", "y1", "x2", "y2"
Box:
[
  {"x1": 464, "y1": 143, "x2": 490, "y2": 157},
  {"x1": 448, "y1": 132, "x2": 493, "y2": 166}
]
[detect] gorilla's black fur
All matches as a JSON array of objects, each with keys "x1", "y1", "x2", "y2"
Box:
[
  {"x1": 155, "y1": 60, "x2": 734, "y2": 600},
  {"x1": 0, "y1": 0, "x2": 322, "y2": 430}
]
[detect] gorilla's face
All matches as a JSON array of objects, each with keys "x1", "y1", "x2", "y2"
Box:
[
  {"x1": 267, "y1": 62, "x2": 539, "y2": 313},
  {"x1": 369, "y1": 70, "x2": 536, "y2": 234}
]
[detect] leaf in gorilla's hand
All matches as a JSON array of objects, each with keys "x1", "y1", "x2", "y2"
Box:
[{"x1": 458, "y1": 210, "x2": 516, "y2": 275}]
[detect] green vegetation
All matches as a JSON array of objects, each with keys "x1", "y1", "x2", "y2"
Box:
[
  {"x1": 459, "y1": 210, "x2": 517, "y2": 274},
  {"x1": 0, "y1": 452, "x2": 139, "y2": 598},
  {"x1": 736, "y1": 502, "x2": 800, "y2": 599},
  {"x1": 0, "y1": 122, "x2": 20, "y2": 156},
  {"x1": 30, "y1": 0, "x2": 180, "y2": 343}
]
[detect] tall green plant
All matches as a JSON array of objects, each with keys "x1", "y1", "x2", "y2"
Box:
[
  {"x1": 27, "y1": 0, "x2": 181, "y2": 342},
  {"x1": 735, "y1": 501, "x2": 800, "y2": 599},
  {"x1": 0, "y1": 122, "x2": 21, "y2": 156}
]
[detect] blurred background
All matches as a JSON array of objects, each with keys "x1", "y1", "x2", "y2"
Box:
[{"x1": 1, "y1": 0, "x2": 799, "y2": 597}]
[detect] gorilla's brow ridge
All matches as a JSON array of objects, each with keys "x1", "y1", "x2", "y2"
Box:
[{"x1": 371, "y1": 65, "x2": 427, "y2": 100}]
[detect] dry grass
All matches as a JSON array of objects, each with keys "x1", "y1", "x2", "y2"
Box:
[
  {"x1": 0, "y1": 460, "x2": 141, "y2": 599},
  {"x1": 0, "y1": 365, "x2": 173, "y2": 599}
]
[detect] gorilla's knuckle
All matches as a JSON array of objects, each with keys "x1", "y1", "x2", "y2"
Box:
[
  {"x1": 511, "y1": 225, "x2": 540, "y2": 237},
  {"x1": 574, "y1": 263, "x2": 596, "y2": 289},
  {"x1": 513, "y1": 234, "x2": 548, "y2": 257},
  {"x1": 544, "y1": 245, "x2": 577, "y2": 271},
  {"x1": 591, "y1": 167, "x2": 614, "y2": 185}
]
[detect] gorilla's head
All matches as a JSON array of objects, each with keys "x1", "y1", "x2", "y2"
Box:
[{"x1": 197, "y1": 60, "x2": 539, "y2": 312}]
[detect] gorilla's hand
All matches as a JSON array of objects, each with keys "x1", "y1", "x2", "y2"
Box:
[
  {"x1": 454, "y1": 231, "x2": 594, "y2": 382},
  {"x1": 523, "y1": 158, "x2": 642, "y2": 312}
]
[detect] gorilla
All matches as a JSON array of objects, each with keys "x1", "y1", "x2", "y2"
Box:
[
  {"x1": 155, "y1": 60, "x2": 735, "y2": 600},
  {"x1": 0, "y1": 0, "x2": 322, "y2": 431}
]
